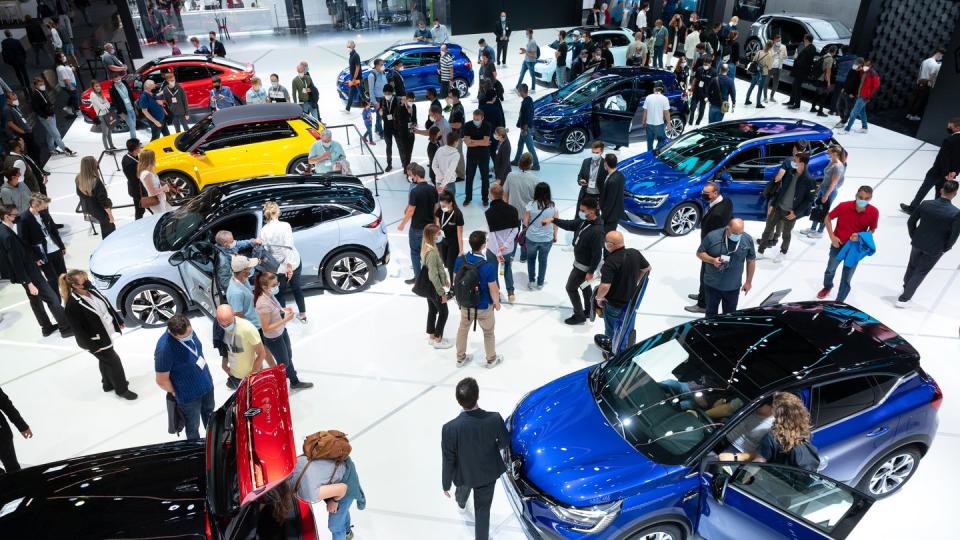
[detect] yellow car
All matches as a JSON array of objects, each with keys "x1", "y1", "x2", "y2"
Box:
[{"x1": 145, "y1": 103, "x2": 324, "y2": 199}]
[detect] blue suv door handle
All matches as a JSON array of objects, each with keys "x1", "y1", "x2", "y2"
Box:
[{"x1": 866, "y1": 426, "x2": 890, "y2": 437}]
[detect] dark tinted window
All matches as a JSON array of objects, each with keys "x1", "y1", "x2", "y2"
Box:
[
  {"x1": 765, "y1": 142, "x2": 797, "y2": 159},
  {"x1": 142, "y1": 68, "x2": 170, "y2": 86},
  {"x1": 814, "y1": 377, "x2": 876, "y2": 427},
  {"x1": 733, "y1": 0, "x2": 766, "y2": 21},
  {"x1": 177, "y1": 65, "x2": 210, "y2": 82},
  {"x1": 201, "y1": 121, "x2": 296, "y2": 151},
  {"x1": 873, "y1": 375, "x2": 898, "y2": 401},
  {"x1": 604, "y1": 33, "x2": 631, "y2": 47}
]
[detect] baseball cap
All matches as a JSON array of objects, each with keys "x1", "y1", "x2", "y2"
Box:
[{"x1": 231, "y1": 254, "x2": 259, "y2": 272}]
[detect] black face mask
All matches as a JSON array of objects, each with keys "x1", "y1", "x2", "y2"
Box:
[
  {"x1": 214, "y1": 84, "x2": 221, "y2": 89},
  {"x1": 949, "y1": 127, "x2": 956, "y2": 135},
  {"x1": 83, "y1": 280, "x2": 95, "y2": 290},
  {"x1": 701, "y1": 193, "x2": 712, "y2": 202}
]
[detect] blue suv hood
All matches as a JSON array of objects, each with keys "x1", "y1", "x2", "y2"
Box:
[
  {"x1": 510, "y1": 369, "x2": 663, "y2": 507},
  {"x1": 621, "y1": 154, "x2": 703, "y2": 195}
]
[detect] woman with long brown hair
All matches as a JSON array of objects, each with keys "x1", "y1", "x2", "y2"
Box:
[
  {"x1": 421, "y1": 223, "x2": 451, "y2": 349},
  {"x1": 719, "y1": 392, "x2": 819, "y2": 471},
  {"x1": 137, "y1": 149, "x2": 172, "y2": 214},
  {"x1": 75, "y1": 156, "x2": 116, "y2": 237},
  {"x1": 88, "y1": 81, "x2": 115, "y2": 150},
  {"x1": 253, "y1": 270, "x2": 312, "y2": 389}
]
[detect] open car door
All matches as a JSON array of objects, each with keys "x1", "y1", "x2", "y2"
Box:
[
  {"x1": 170, "y1": 241, "x2": 219, "y2": 318},
  {"x1": 206, "y1": 366, "x2": 302, "y2": 539},
  {"x1": 592, "y1": 91, "x2": 634, "y2": 148},
  {"x1": 595, "y1": 271, "x2": 650, "y2": 359},
  {"x1": 698, "y1": 462, "x2": 875, "y2": 540}
]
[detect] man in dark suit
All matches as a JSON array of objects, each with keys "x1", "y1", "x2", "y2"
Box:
[
  {"x1": 441, "y1": 377, "x2": 509, "y2": 540},
  {"x1": 686, "y1": 181, "x2": 734, "y2": 313},
  {"x1": 494, "y1": 11, "x2": 510, "y2": 66},
  {"x1": 1, "y1": 30, "x2": 29, "y2": 90},
  {"x1": 787, "y1": 34, "x2": 817, "y2": 109},
  {"x1": 122, "y1": 138, "x2": 146, "y2": 219},
  {"x1": 209, "y1": 31, "x2": 226, "y2": 57},
  {"x1": 0, "y1": 386, "x2": 32, "y2": 474},
  {"x1": 17, "y1": 193, "x2": 66, "y2": 297},
  {"x1": 577, "y1": 140, "x2": 608, "y2": 214},
  {"x1": 599, "y1": 154, "x2": 625, "y2": 235},
  {"x1": 379, "y1": 84, "x2": 401, "y2": 172},
  {"x1": 4, "y1": 136, "x2": 46, "y2": 194},
  {"x1": 898, "y1": 180, "x2": 960, "y2": 307},
  {"x1": 0, "y1": 204, "x2": 72, "y2": 338},
  {"x1": 902, "y1": 118, "x2": 960, "y2": 214},
  {"x1": 395, "y1": 91, "x2": 417, "y2": 170}
]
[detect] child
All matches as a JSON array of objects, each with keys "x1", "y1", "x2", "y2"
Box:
[
  {"x1": 360, "y1": 98, "x2": 377, "y2": 145},
  {"x1": 168, "y1": 38, "x2": 181, "y2": 56}
]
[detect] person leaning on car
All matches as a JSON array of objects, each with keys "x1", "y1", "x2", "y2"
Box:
[{"x1": 155, "y1": 315, "x2": 215, "y2": 441}]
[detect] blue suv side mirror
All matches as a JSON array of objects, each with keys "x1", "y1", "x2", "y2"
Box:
[{"x1": 717, "y1": 171, "x2": 733, "y2": 183}]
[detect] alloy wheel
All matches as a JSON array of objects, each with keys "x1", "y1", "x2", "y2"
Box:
[
  {"x1": 670, "y1": 206, "x2": 698, "y2": 235},
  {"x1": 744, "y1": 39, "x2": 762, "y2": 58},
  {"x1": 130, "y1": 288, "x2": 179, "y2": 325},
  {"x1": 164, "y1": 174, "x2": 196, "y2": 203},
  {"x1": 666, "y1": 117, "x2": 685, "y2": 139},
  {"x1": 452, "y1": 78, "x2": 469, "y2": 96},
  {"x1": 329, "y1": 256, "x2": 370, "y2": 291},
  {"x1": 639, "y1": 532, "x2": 674, "y2": 540},
  {"x1": 565, "y1": 129, "x2": 587, "y2": 153},
  {"x1": 868, "y1": 453, "x2": 916, "y2": 495},
  {"x1": 292, "y1": 158, "x2": 311, "y2": 175}
]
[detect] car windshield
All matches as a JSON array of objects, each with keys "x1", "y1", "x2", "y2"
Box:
[
  {"x1": 154, "y1": 187, "x2": 223, "y2": 251},
  {"x1": 175, "y1": 116, "x2": 215, "y2": 152},
  {"x1": 555, "y1": 74, "x2": 615, "y2": 106},
  {"x1": 370, "y1": 48, "x2": 400, "y2": 65},
  {"x1": 807, "y1": 20, "x2": 852, "y2": 40},
  {"x1": 656, "y1": 123, "x2": 779, "y2": 175},
  {"x1": 593, "y1": 323, "x2": 747, "y2": 464}
]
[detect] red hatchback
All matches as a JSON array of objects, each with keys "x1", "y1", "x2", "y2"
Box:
[{"x1": 79, "y1": 54, "x2": 255, "y2": 122}]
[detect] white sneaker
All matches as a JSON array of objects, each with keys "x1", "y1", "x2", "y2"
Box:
[
  {"x1": 842, "y1": 130, "x2": 851, "y2": 135},
  {"x1": 485, "y1": 355, "x2": 504, "y2": 368},
  {"x1": 894, "y1": 300, "x2": 911, "y2": 309},
  {"x1": 561, "y1": 245, "x2": 575, "y2": 252},
  {"x1": 773, "y1": 252, "x2": 784, "y2": 264},
  {"x1": 457, "y1": 354, "x2": 472, "y2": 368},
  {"x1": 855, "y1": 128, "x2": 868, "y2": 134},
  {"x1": 433, "y1": 338, "x2": 453, "y2": 349},
  {"x1": 755, "y1": 251, "x2": 767, "y2": 260}
]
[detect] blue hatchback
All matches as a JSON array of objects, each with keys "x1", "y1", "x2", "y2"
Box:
[
  {"x1": 336, "y1": 42, "x2": 474, "y2": 105},
  {"x1": 503, "y1": 295, "x2": 941, "y2": 540},
  {"x1": 620, "y1": 119, "x2": 837, "y2": 236},
  {"x1": 532, "y1": 67, "x2": 689, "y2": 154}
]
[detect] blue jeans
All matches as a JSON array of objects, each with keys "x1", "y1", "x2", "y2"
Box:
[
  {"x1": 346, "y1": 85, "x2": 359, "y2": 110},
  {"x1": 301, "y1": 101, "x2": 318, "y2": 119},
  {"x1": 40, "y1": 116, "x2": 66, "y2": 152},
  {"x1": 809, "y1": 189, "x2": 838, "y2": 232},
  {"x1": 603, "y1": 303, "x2": 625, "y2": 339},
  {"x1": 328, "y1": 496, "x2": 355, "y2": 540},
  {"x1": 362, "y1": 121, "x2": 373, "y2": 143},
  {"x1": 746, "y1": 72, "x2": 766, "y2": 103},
  {"x1": 277, "y1": 263, "x2": 306, "y2": 314},
  {"x1": 708, "y1": 104, "x2": 724, "y2": 123},
  {"x1": 727, "y1": 63, "x2": 737, "y2": 79},
  {"x1": 487, "y1": 249, "x2": 515, "y2": 294},
  {"x1": 122, "y1": 103, "x2": 137, "y2": 139},
  {"x1": 645, "y1": 123, "x2": 667, "y2": 152},
  {"x1": 845, "y1": 97, "x2": 868, "y2": 131},
  {"x1": 653, "y1": 45, "x2": 664, "y2": 68},
  {"x1": 180, "y1": 389, "x2": 215, "y2": 441},
  {"x1": 263, "y1": 330, "x2": 301, "y2": 384},
  {"x1": 823, "y1": 244, "x2": 858, "y2": 302},
  {"x1": 555, "y1": 66, "x2": 567, "y2": 87},
  {"x1": 517, "y1": 60, "x2": 537, "y2": 90},
  {"x1": 525, "y1": 240, "x2": 552, "y2": 286},
  {"x1": 513, "y1": 130, "x2": 540, "y2": 165},
  {"x1": 410, "y1": 227, "x2": 425, "y2": 274}
]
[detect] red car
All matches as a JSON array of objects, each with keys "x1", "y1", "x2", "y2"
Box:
[{"x1": 79, "y1": 54, "x2": 255, "y2": 122}]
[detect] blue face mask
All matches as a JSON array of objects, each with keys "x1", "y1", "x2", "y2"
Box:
[
  {"x1": 220, "y1": 321, "x2": 236, "y2": 333},
  {"x1": 728, "y1": 233, "x2": 742, "y2": 242},
  {"x1": 176, "y1": 330, "x2": 194, "y2": 344},
  {"x1": 271, "y1": 285, "x2": 280, "y2": 295},
  {"x1": 578, "y1": 211, "x2": 587, "y2": 220},
  {"x1": 855, "y1": 199, "x2": 869, "y2": 209}
]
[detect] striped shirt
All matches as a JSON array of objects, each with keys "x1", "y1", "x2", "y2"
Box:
[{"x1": 439, "y1": 53, "x2": 454, "y2": 82}]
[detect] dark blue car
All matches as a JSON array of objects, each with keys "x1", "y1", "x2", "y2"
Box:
[
  {"x1": 503, "y1": 295, "x2": 941, "y2": 540},
  {"x1": 532, "y1": 67, "x2": 689, "y2": 154},
  {"x1": 621, "y1": 118, "x2": 837, "y2": 236},
  {"x1": 336, "y1": 42, "x2": 474, "y2": 104}
]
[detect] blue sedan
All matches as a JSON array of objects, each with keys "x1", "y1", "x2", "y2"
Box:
[
  {"x1": 620, "y1": 119, "x2": 837, "y2": 236},
  {"x1": 336, "y1": 42, "x2": 474, "y2": 104}
]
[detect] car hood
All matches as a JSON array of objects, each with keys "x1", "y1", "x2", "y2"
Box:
[
  {"x1": 533, "y1": 95, "x2": 583, "y2": 117},
  {"x1": 621, "y1": 154, "x2": 702, "y2": 195},
  {"x1": 510, "y1": 369, "x2": 664, "y2": 507},
  {"x1": 0, "y1": 441, "x2": 206, "y2": 538},
  {"x1": 145, "y1": 133, "x2": 182, "y2": 155},
  {"x1": 89, "y1": 214, "x2": 164, "y2": 275}
]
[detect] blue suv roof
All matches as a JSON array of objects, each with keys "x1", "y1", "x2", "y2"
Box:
[
  {"x1": 390, "y1": 42, "x2": 463, "y2": 53},
  {"x1": 693, "y1": 118, "x2": 833, "y2": 144}
]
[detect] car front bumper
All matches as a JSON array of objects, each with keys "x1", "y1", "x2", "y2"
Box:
[
  {"x1": 532, "y1": 124, "x2": 565, "y2": 148},
  {"x1": 622, "y1": 197, "x2": 670, "y2": 230}
]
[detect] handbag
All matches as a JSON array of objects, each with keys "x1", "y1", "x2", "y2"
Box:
[
  {"x1": 253, "y1": 244, "x2": 283, "y2": 273},
  {"x1": 721, "y1": 101, "x2": 731, "y2": 113},
  {"x1": 411, "y1": 266, "x2": 437, "y2": 299},
  {"x1": 140, "y1": 194, "x2": 161, "y2": 208},
  {"x1": 516, "y1": 207, "x2": 547, "y2": 248}
]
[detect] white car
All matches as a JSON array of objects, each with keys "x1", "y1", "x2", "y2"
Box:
[{"x1": 533, "y1": 26, "x2": 635, "y2": 87}]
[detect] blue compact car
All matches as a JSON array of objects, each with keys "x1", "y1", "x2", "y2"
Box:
[
  {"x1": 336, "y1": 42, "x2": 474, "y2": 104},
  {"x1": 504, "y1": 295, "x2": 941, "y2": 540},
  {"x1": 620, "y1": 118, "x2": 837, "y2": 236},
  {"x1": 532, "y1": 67, "x2": 689, "y2": 154}
]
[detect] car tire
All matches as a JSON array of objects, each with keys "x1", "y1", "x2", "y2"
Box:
[
  {"x1": 288, "y1": 155, "x2": 310, "y2": 175},
  {"x1": 323, "y1": 251, "x2": 375, "y2": 294},
  {"x1": 160, "y1": 172, "x2": 198, "y2": 204},
  {"x1": 626, "y1": 523, "x2": 684, "y2": 540},
  {"x1": 665, "y1": 115, "x2": 686, "y2": 139},
  {"x1": 452, "y1": 77, "x2": 470, "y2": 97},
  {"x1": 562, "y1": 127, "x2": 589, "y2": 154},
  {"x1": 856, "y1": 446, "x2": 921, "y2": 499},
  {"x1": 744, "y1": 39, "x2": 763, "y2": 65},
  {"x1": 123, "y1": 283, "x2": 186, "y2": 327},
  {"x1": 664, "y1": 203, "x2": 700, "y2": 236}
]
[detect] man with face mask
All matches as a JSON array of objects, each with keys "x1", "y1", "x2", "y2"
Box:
[
  {"x1": 214, "y1": 230, "x2": 262, "y2": 298},
  {"x1": 213, "y1": 303, "x2": 271, "y2": 390},
  {"x1": 576, "y1": 141, "x2": 608, "y2": 212},
  {"x1": 155, "y1": 315, "x2": 214, "y2": 441},
  {"x1": 902, "y1": 119, "x2": 960, "y2": 214},
  {"x1": 494, "y1": 11, "x2": 510, "y2": 66},
  {"x1": 898, "y1": 180, "x2": 960, "y2": 307},
  {"x1": 379, "y1": 82, "x2": 400, "y2": 172},
  {"x1": 835, "y1": 57, "x2": 863, "y2": 128},
  {"x1": 765, "y1": 34, "x2": 787, "y2": 103},
  {"x1": 267, "y1": 73, "x2": 291, "y2": 102},
  {"x1": 687, "y1": 55, "x2": 715, "y2": 126},
  {"x1": 758, "y1": 152, "x2": 816, "y2": 263},
  {"x1": 293, "y1": 61, "x2": 318, "y2": 117},
  {"x1": 842, "y1": 58, "x2": 880, "y2": 134},
  {"x1": 345, "y1": 41, "x2": 362, "y2": 111},
  {"x1": 462, "y1": 109, "x2": 492, "y2": 206},
  {"x1": 431, "y1": 18, "x2": 450, "y2": 44},
  {"x1": 906, "y1": 47, "x2": 944, "y2": 122},
  {"x1": 542, "y1": 197, "x2": 604, "y2": 325},
  {"x1": 30, "y1": 76, "x2": 74, "y2": 156},
  {"x1": 139, "y1": 79, "x2": 169, "y2": 141},
  {"x1": 696, "y1": 218, "x2": 755, "y2": 317},
  {"x1": 308, "y1": 130, "x2": 346, "y2": 174},
  {"x1": 208, "y1": 75, "x2": 237, "y2": 112},
  {"x1": 396, "y1": 91, "x2": 418, "y2": 169},
  {"x1": 398, "y1": 163, "x2": 439, "y2": 282},
  {"x1": 162, "y1": 73, "x2": 189, "y2": 132},
  {"x1": 686, "y1": 182, "x2": 733, "y2": 313},
  {"x1": 818, "y1": 186, "x2": 878, "y2": 302},
  {"x1": 414, "y1": 19, "x2": 432, "y2": 42}
]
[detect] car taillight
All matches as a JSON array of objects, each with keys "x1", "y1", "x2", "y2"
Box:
[
  {"x1": 465, "y1": 60, "x2": 472, "y2": 69},
  {"x1": 307, "y1": 128, "x2": 323, "y2": 140},
  {"x1": 364, "y1": 214, "x2": 382, "y2": 228},
  {"x1": 931, "y1": 381, "x2": 943, "y2": 410}
]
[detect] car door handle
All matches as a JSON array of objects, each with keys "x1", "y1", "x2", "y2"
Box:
[
  {"x1": 866, "y1": 426, "x2": 889, "y2": 437},
  {"x1": 681, "y1": 489, "x2": 698, "y2": 503}
]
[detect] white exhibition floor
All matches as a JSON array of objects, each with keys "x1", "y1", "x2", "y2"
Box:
[{"x1": 1, "y1": 28, "x2": 958, "y2": 539}]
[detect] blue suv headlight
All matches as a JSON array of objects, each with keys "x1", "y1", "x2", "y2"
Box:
[
  {"x1": 549, "y1": 499, "x2": 622, "y2": 533},
  {"x1": 626, "y1": 193, "x2": 669, "y2": 208},
  {"x1": 539, "y1": 115, "x2": 562, "y2": 123}
]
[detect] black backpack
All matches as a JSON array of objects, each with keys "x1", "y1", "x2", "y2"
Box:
[
  {"x1": 453, "y1": 256, "x2": 485, "y2": 310},
  {"x1": 809, "y1": 56, "x2": 826, "y2": 81}
]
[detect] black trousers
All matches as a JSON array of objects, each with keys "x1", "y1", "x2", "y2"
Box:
[
  {"x1": 440, "y1": 80, "x2": 450, "y2": 99},
  {"x1": 906, "y1": 83, "x2": 930, "y2": 117},
  {"x1": 97, "y1": 217, "x2": 117, "y2": 238},
  {"x1": 439, "y1": 239, "x2": 459, "y2": 285},
  {"x1": 455, "y1": 482, "x2": 496, "y2": 540},
  {"x1": 496, "y1": 41, "x2": 508, "y2": 64},
  {"x1": 382, "y1": 129, "x2": 397, "y2": 167},
  {"x1": 790, "y1": 74, "x2": 809, "y2": 105},
  {"x1": 907, "y1": 172, "x2": 945, "y2": 212},
  {"x1": 696, "y1": 261, "x2": 707, "y2": 308},
  {"x1": 465, "y1": 154, "x2": 490, "y2": 203},
  {"x1": 93, "y1": 347, "x2": 130, "y2": 395},
  {"x1": 398, "y1": 132, "x2": 414, "y2": 169},
  {"x1": 705, "y1": 285, "x2": 739, "y2": 317},
  {"x1": 40, "y1": 250, "x2": 67, "y2": 299},
  {"x1": 565, "y1": 267, "x2": 591, "y2": 318},
  {"x1": 10, "y1": 61, "x2": 29, "y2": 89},
  {"x1": 900, "y1": 247, "x2": 942, "y2": 301},
  {"x1": 0, "y1": 427, "x2": 20, "y2": 474},
  {"x1": 426, "y1": 296, "x2": 449, "y2": 338},
  {"x1": 759, "y1": 206, "x2": 797, "y2": 254},
  {"x1": 149, "y1": 121, "x2": 170, "y2": 141},
  {"x1": 23, "y1": 279, "x2": 70, "y2": 333},
  {"x1": 688, "y1": 95, "x2": 707, "y2": 125}
]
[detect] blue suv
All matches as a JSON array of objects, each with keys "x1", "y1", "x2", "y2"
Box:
[
  {"x1": 503, "y1": 294, "x2": 941, "y2": 540},
  {"x1": 532, "y1": 67, "x2": 689, "y2": 154},
  {"x1": 336, "y1": 42, "x2": 474, "y2": 105},
  {"x1": 621, "y1": 119, "x2": 836, "y2": 236}
]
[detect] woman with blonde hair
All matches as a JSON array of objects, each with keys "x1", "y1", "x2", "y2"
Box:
[
  {"x1": 136, "y1": 149, "x2": 172, "y2": 214},
  {"x1": 259, "y1": 201, "x2": 307, "y2": 322},
  {"x1": 719, "y1": 392, "x2": 820, "y2": 471},
  {"x1": 59, "y1": 269, "x2": 137, "y2": 400},
  {"x1": 75, "y1": 156, "x2": 116, "y2": 237},
  {"x1": 420, "y1": 223, "x2": 451, "y2": 348},
  {"x1": 88, "y1": 81, "x2": 115, "y2": 150}
]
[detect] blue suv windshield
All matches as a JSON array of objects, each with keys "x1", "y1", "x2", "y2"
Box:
[
  {"x1": 593, "y1": 324, "x2": 746, "y2": 464},
  {"x1": 556, "y1": 74, "x2": 616, "y2": 106},
  {"x1": 657, "y1": 123, "x2": 776, "y2": 176}
]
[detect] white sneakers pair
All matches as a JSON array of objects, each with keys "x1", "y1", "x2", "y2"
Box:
[{"x1": 456, "y1": 354, "x2": 503, "y2": 369}]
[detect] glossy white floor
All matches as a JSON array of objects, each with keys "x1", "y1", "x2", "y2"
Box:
[{"x1": 1, "y1": 27, "x2": 957, "y2": 539}]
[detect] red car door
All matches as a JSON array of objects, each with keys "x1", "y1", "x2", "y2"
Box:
[{"x1": 176, "y1": 64, "x2": 215, "y2": 110}]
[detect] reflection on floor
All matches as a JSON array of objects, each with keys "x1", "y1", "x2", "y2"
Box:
[{"x1": 0, "y1": 27, "x2": 956, "y2": 540}]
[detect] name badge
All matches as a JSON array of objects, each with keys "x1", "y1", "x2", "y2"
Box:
[
  {"x1": 387, "y1": 114, "x2": 393, "y2": 120},
  {"x1": 699, "y1": 81, "x2": 705, "y2": 88},
  {"x1": 196, "y1": 356, "x2": 206, "y2": 369},
  {"x1": 171, "y1": 97, "x2": 177, "y2": 103}
]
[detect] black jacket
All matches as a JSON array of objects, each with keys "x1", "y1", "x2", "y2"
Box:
[
  {"x1": 210, "y1": 39, "x2": 226, "y2": 57},
  {"x1": 485, "y1": 199, "x2": 519, "y2": 231},
  {"x1": 17, "y1": 209, "x2": 64, "y2": 261},
  {"x1": 161, "y1": 83, "x2": 188, "y2": 116},
  {"x1": 494, "y1": 19, "x2": 510, "y2": 40},
  {"x1": 0, "y1": 386, "x2": 29, "y2": 439},
  {"x1": 578, "y1": 157, "x2": 608, "y2": 196},
  {"x1": 700, "y1": 197, "x2": 734, "y2": 238},
  {"x1": 388, "y1": 69, "x2": 405, "y2": 96},
  {"x1": 794, "y1": 44, "x2": 817, "y2": 77},
  {"x1": 599, "y1": 170, "x2": 625, "y2": 227},
  {"x1": 554, "y1": 217, "x2": 604, "y2": 272},
  {"x1": 1, "y1": 37, "x2": 26, "y2": 65},
  {"x1": 109, "y1": 79, "x2": 135, "y2": 114},
  {"x1": 379, "y1": 96, "x2": 401, "y2": 133},
  {"x1": 122, "y1": 153, "x2": 144, "y2": 199},
  {"x1": 4, "y1": 152, "x2": 45, "y2": 193},
  {"x1": 479, "y1": 99, "x2": 505, "y2": 129},
  {"x1": 517, "y1": 96, "x2": 533, "y2": 129},
  {"x1": 773, "y1": 170, "x2": 816, "y2": 218},
  {"x1": 395, "y1": 102, "x2": 416, "y2": 135},
  {"x1": 908, "y1": 198, "x2": 960, "y2": 254},
  {"x1": 30, "y1": 88, "x2": 55, "y2": 119},
  {"x1": 0, "y1": 223, "x2": 43, "y2": 284},
  {"x1": 927, "y1": 132, "x2": 960, "y2": 180},
  {"x1": 441, "y1": 409, "x2": 509, "y2": 490},
  {"x1": 494, "y1": 138, "x2": 512, "y2": 182},
  {"x1": 77, "y1": 179, "x2": 113, "y2": 222},
  {"x1": 64, "y1": 288, "x2": 123, "y2": 353},
  {"x1": 25, "y1": 18, "x2": 45, "y2": 44}
]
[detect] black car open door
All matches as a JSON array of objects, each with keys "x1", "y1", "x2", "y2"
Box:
[
  {"x1": 592, "y1": 89, "x2": 638, "y2": 149},
  {"x1": 595, "y1": 271, "x2": 649, "y2": 359}
]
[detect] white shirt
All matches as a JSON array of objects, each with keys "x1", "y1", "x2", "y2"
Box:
[
  {"x1": 643, "y1": 93, "x2": 671, "y2": 126},
  {"x1": 89, "y1": 92, "x2": 111, "y2": 115},
  {"x1": 50, "y1": 27, "x2": 62, "y2": 49},
  {"x1": 56, "y1": 65, "x2": 76, "y2": 88},
  {"x1": 32, "y1": 210, "x2": 59, "y2": 254},
  {"x1": 260, "y1": 219, "x2": 301, "y2": 272},
  {"x1": 771, "y1": 43, "x2": 786, "y2": 69},
  {"x1": 432, "y1": 144, "x2": 461, "y2": 190},
  {"x1": 684, "y1": 30, "x2": 700, "y2": 59},
  {"x1": 709, "y1": 194, "x2": 724, "y2": 208},
  {"x1": 140, "y1": 170, "x2": 172, "y2": 214},
  {"x1": 918, "y1": 57, "x2": 940, "y2": 84},
  {"x1": 638, "y1": 11, "x2": 647, "y2": 29}
]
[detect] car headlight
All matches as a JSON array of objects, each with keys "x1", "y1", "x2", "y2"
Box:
[
  {"x1": 626, "y1": 193, "x2": 669, "y2": 208},
  {"x1": 91, "y1": 272, "x2": 120, "y2": 289},
  {"x1": 549, "y1": 499, "x2": 622, "y2": 533},
  {"x1": 538, "y1": 116, "x2": 562, "y2": 123}
]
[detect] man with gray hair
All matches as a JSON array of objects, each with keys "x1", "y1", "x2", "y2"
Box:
[
  {"x1": 214, "y1": 230, "x2": 261, "y2": 298},
  {"x1": 213, "y1": 303, "x2": 272, "y2": 390},
  {"x1": 138, "y1": 79, "x2": 168, "y2": 141},
  {"x1": 101, "y1": 42, "x2": 127, "y2": 79}
]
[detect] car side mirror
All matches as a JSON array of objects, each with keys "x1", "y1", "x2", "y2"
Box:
[
  {"x1": 717, "y1": 171, "x2": 733, "y2": 183},
  {"x1": 192, "y1": 148, "x2": 206, "y2": 157},
  {"x1": 711, "y1": 470, "x2": 730, "y2": 504},
  {"x1": 169, "y1": 251, "x2": 186, "y2": 266}
]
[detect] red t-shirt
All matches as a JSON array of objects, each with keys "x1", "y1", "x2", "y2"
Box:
[{"x1": 829, "y1": 201, "x2": 879, "y2": 242}]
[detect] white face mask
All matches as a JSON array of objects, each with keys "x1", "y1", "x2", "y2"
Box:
[
  {"x1": 271, "y1": 81, "x2": 279, "y2": 88},
  {"x1": 11, "y1": 100, "x2": 18, "y2": 106},
  {"x1": 37, "y1": 85, "x2": 46, "y2": 91}
]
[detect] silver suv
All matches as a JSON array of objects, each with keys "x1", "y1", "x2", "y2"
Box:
[
  {"x1": 89, "y1": 176, "x2": 389, "y2": 326},
  {"x1": 743, "y1": 14, "x2": 852, "y2": 85}
]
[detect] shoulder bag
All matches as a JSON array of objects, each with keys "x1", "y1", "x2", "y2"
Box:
[
  {"x1": 516, "y1": 207, "x2": 547, "y2": 248},
  {"x1": 411, "y1": 265, "x2": 437, "y2": 299}
]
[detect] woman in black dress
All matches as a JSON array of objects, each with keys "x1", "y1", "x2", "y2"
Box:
[{"x1": 75, "y1": 156, "x2": 116, "y2": 237}]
